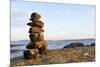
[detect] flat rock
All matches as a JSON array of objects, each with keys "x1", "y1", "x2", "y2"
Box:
[
  {"x1": 27, "y1": 21, "x2": 44, "y2": 28},
  {"x1": 29, "y1": 27, "x2": 44, "y2": 33}
]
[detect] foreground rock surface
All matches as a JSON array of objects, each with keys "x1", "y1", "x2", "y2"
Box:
[{"x1": 11, "y1": 46, "x2": 95, "y2": 66}]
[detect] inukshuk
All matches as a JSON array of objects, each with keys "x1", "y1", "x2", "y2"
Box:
[{"x1": 23, "y1": 13, "x2": 47, "y2": 59}]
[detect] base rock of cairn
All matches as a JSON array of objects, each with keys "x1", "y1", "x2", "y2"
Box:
[{"x1": 23, "y1": 13, "x2": 48, "y2": 59}]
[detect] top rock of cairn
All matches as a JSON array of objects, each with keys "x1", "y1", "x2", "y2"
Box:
[
  {"x1": 27, "y1": 13, "x2": 44, "y2": 28},
  {"x1": 30, "y1": 12, "x2": 41, "y2": 21}
]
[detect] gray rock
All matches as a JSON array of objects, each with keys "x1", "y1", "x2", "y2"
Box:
[
  {"x1": 90, "y1": 43, "x2": 95, "y2": 46},
  {"x1": 63, "y1": 42, "x2": 84, "y2": 48}
]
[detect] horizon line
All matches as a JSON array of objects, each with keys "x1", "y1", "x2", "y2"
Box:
[{"x1": 11, "y1": 38, "x2": 95, "y2": 41}]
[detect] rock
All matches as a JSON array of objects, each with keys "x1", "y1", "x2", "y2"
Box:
[
  {"x1": 36, "y1": 41, "x2": 47, "y2": 49},
  {"x1": 38, "y1": 33, "x2": 44, "y2": 41},
  {"x1": 23, "y1": 49, "x2": 39, "y2": 59},
  {"x1": 29, "y1": 33, "x2": 39, "y2": 42},
  {"x1": 36, "y1": 41, "x2": 45, "y2": 49},
  {"x1": 24, "y1": 12, "x2": 48, "y2": 59},
  {"x1": 83, "y1": 52, "x2": 89, "y2": 56},
  {"x1": 30, "y1": 13, "x2": 41, "y2": 21},
  {"x1": 26, "y1": 41, "x2": 47, "y2": 50},
  {"x1": 27, "y1": 21, "x2": 44, "y2": 28},
  {"x1": 29, "y1": 33, "x2": 44, "y2": 42},
  {"x1": 26, "y1": 41, "x2": 44, "y2": 49},
  {"x1": 90, "y1": 43, "x2": 95, "y2": 46},
  {"x1": 38, "y1": 41, "x2": 48, "y2": 54},
  {"x1": 26, "y1": 42, "x2": 36, "y2": 49},
  {"x1": 63, "y1": 42, "x2": 84, "y2": 48},
  {"x1": 26, "y1": 41, "x2": 48, "y2": 54},
  {"x1": 85, "y1": 45, "x2": 90, "y2": 47},
  {"x1": 29, "y1": 27, "x2": 44, "y2": 33}
]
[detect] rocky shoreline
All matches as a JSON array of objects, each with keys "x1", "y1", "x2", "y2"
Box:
[{"x1": 10, "y1": 46, "x2": 95, "y2": 67}]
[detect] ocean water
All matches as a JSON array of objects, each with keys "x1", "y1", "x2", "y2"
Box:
[{"x1": 10, "y1": 39, "x2": 95, "y2": 58}]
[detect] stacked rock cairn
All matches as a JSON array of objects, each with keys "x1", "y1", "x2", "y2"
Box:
[{"x1": 23, "y1": 12, "x2": 48, "y2": 59}]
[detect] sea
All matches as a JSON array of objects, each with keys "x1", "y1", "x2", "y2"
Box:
[{"x1": 10, "y1": 39, "x2": 95, "y2": 58}]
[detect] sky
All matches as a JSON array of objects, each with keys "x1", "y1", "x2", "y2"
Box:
[{"x1": 11, "y1": 0, "x2": 96, "y2": 41}]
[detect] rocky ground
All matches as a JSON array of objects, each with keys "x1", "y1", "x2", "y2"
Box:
[{"x1": 10, "y1": 46, "x2": 95, "y2": 67}]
